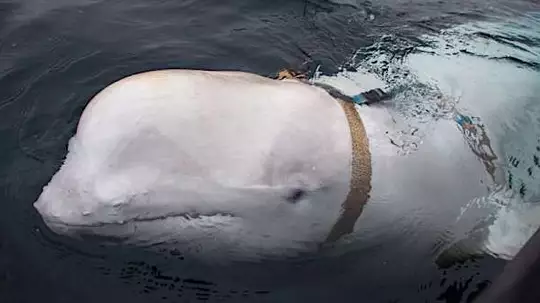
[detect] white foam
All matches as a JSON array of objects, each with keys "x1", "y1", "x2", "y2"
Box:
[
  {"x1": 485, "y1": 198, "x2": 540, "y2": 259},
  {"x1": 405, "y1": 20, "x2": 540, "y2": 259},
  {"x1": 314, "y1": 17, "x2": 540, "y2": 259}
]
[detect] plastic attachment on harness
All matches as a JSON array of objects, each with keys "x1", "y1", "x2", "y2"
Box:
[
  {"x1": 351, "y1": 88, "x2": 390, "y2": 105},
  {"x1": 455, "y1": 113, "x2": 474, "y2": 127}
]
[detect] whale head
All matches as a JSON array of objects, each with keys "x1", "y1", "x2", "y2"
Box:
[
  {"x1": 33, "y1": 70, "x2": 358, "y2": 260},
  {"x1": 33, "y1": 140, "x2": 351, "y2": 259}
]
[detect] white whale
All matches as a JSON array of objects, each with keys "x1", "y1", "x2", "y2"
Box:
[{"x1": 32, "y1": 69, "x2": 525, "y2": 261}]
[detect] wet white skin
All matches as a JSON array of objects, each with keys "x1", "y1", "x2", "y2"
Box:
[
  {"x1": 34, "y1": 70, "x2": 353, "y2": 259},
  {"x1": 34, "y1": 66, "x2": 535, "y2": 261}
]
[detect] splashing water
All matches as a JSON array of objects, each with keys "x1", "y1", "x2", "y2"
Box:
[{"x1": 312, "y1": 14, "x2": 540, "y2": 260}]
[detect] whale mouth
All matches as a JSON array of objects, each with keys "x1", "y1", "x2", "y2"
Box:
[{"x1": 42, "y1": 211, "x2": 238, "y2": 229}]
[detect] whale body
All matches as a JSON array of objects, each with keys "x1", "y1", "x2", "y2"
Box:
[{"x1": 33, "y1": 69, "x2": 515, "y2": 261}]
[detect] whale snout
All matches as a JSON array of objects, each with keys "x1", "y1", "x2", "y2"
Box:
[
  {"x1": 33, "y1": 183, "x2": 96, "y2": 234},
  {"x1": 35, "y1": 197, "x2": 77, "y2": 226}
]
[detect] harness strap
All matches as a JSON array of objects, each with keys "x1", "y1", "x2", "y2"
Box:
[
  {"x1": 325, "y1": 99, "x2": 372, "y2": 243},
  {"x1": 275, "y1": 68, "x2": 373, "y2": 242}
]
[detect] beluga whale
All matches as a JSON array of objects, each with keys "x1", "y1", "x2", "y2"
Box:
[{"x1": 33, "y1": 68, "x2": 530, "y2": 262}]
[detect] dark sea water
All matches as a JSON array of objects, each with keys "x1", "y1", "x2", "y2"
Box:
[{"x1": 1, "y1": 0, "x2": 539, "y2": 302}]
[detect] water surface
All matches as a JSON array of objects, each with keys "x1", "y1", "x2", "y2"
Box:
[{"x1": 1, "y1": 0, "x2": 539, "y2": 302}]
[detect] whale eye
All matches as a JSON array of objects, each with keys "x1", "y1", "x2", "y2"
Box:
[{"x1": 286, "y1": 188, "x2": 306, "y2": 203}]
